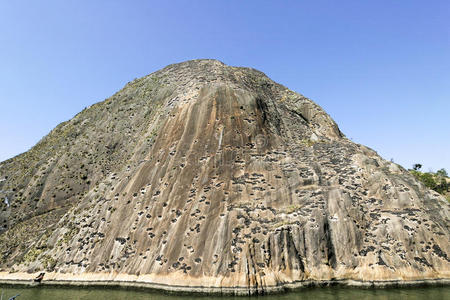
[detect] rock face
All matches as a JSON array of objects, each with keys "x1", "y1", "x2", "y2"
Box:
[{"x1": 0, "y1": 60, "x2": 449, "y2": 294}]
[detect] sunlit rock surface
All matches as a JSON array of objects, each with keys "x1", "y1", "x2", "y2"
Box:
[{"x1": 0, "y1": 60, "x2": 448, "y2": 294}]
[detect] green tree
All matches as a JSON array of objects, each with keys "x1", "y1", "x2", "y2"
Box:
[
  {"x1": 413, "y1": 164, "x2": 422, "y2": 171},
  {"x1": 420, "y1": 173, "x2": 437, "y2": 190},
  {"x1": 436, "y1": 168, "x2": 448, "y2": 178}
]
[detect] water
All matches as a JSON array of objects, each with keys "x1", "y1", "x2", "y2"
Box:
[{"x1": 0, "y1": 286, "x2": 448, "y2": 300}]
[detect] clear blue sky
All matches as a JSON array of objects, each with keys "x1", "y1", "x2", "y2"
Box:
[{"x1": 0, "y1": 1, "x2": 449, "y2": 172}]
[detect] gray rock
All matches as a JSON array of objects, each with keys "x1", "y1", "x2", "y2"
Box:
[{"x1": 0, "y1": 60, "x2": 448, "y2": 294}]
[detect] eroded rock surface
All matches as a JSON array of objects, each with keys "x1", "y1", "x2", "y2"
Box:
[{"x1": 0, "y1": 60, "x2": 448, "y2": 294}]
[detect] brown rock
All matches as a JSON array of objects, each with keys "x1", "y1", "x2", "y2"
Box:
[{"x1": 0, "y1": 60, "x2": 448, "y2": 294}]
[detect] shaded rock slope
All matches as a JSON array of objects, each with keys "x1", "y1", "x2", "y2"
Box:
[{"x1": 0, "y1": 60, "x2": 449, "y2": 294}]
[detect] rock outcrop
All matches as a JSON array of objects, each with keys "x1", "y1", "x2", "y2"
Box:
[{"x1": 0, "y1": 60, "x2": 449, "y2": 294}]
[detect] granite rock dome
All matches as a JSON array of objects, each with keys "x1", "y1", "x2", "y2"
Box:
[{"x1": 0, "y1": 60, "x2": 448, "y2": 294}]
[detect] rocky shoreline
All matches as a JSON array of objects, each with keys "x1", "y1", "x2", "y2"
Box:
[{"x1": 0, "y1": 272, "x2": 449, "y2": 295}]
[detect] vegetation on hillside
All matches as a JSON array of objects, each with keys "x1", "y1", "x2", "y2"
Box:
[{"x1": 409, "y1": 164, "x2": 449, "y2": 201}]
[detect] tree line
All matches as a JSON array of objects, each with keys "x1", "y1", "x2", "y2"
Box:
[{"x1": 410, "y1": 164, "x2": 449, "y2": 196}]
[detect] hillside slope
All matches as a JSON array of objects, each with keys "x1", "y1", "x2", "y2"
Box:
[{"x1": 0, "y1": 60, "x2": 449, "y2": 294}]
